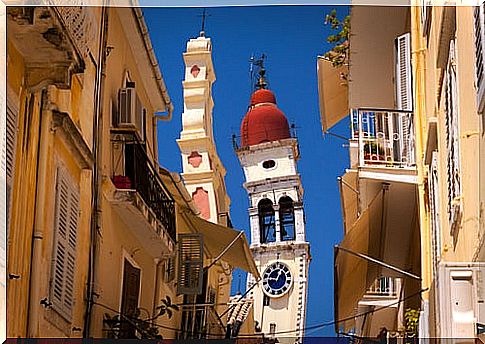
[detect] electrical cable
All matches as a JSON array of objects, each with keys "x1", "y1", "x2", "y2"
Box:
[{"x1": 236, "y1": 287, "x2": 428, "y2": 337}]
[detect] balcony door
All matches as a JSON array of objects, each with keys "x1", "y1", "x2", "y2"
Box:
[{"x1": 120, "y1": 259, "x2": 141, "y2": 338}]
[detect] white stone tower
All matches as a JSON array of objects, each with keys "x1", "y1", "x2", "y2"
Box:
[
  {"x1": 177, "y1": 33, "x2": 230, "y2": 225},
  {"x1": 236, "y1": 69, "x2": 310, "y2": 343}
]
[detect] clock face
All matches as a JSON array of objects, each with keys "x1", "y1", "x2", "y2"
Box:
[{"x1": 262, "y1": 262, "x2": 292, "y2": 297}]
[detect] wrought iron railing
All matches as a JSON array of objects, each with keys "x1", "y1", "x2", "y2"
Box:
[
  {"x1": 111, "y1": 130, "x2": 176, "y2": 243},
  {"x1": 351, "y1": 109, "x2": 416, "y2": 168},
  {"x1": 367, "y1": 277, "x2": 398, "y2": 296}
]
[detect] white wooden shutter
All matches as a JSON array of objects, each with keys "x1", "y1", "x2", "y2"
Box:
[
  {"x1": 51, "y1": 166, "x2": 79, "y2": 320},
  {"x1": 395, "y1": 33, "x2": 413, "y2": 111},
  {"x1": 429, "y1": 151, "x2": 442, "y2": 277},
  {"x1": 177, "y1": 233, "x2": 203, "y2": 295},
  {"x1": 475, "y1": 2, "x2": 485, "y2": 113},
  {"x1": 445, "y1": 39, "x2": 462, "y2": 233}
]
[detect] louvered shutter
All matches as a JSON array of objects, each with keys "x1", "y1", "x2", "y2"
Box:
[
  {"x1": 177, "y1": 233, "x2": 204, "y2": 295},
  {"x1": 6, "y1": 97, "x2": 19, "y2": 230},
  {"x1": 120, "y1": 259, "x2": 141, "y2": 338},
  {"x1": 445, "y1": 39, "x2": 462, "y2": 232},
  {"x1": 51, "y1": 166, "x2": 79, "y2": 320},
  {"x1": 475, "y1": 2, "x2": 485, "y2": 112},
  {"x1": 395, "y1": 33, "x2": 413, "y2": 111}
]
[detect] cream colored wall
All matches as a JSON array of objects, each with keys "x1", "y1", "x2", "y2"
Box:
[
  {"x1": 349, "y1": 6, "x2": 410, "y2": 110},
  {"x1": 249, "y1": 249, "x2": 307, "y2": 338},
  {"x1": 240, "y1": 145, "x2": 297, "y2": 184}
]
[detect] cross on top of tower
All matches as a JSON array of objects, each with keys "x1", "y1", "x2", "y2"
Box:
[{"x1": 198, "y1": 8, "x2": 211, "y2": 37}]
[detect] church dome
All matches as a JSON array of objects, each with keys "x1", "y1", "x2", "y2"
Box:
[{"x1": 241, "y1": 89, "x2": 291, "y2": 147}]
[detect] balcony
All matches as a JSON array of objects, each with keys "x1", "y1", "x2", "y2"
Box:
[
  {"x1": 351, "y1": 109, "x2": 416, "y2": 169},
  {"x1": 179, "y1": 303, "x2": 226, "y2": 339},
  {"x1": 366, "y1": 277, "x2": 399, "y2": 297},
  {"x1": 109, "y1": 128, "x2": 176, "y2": 255}
]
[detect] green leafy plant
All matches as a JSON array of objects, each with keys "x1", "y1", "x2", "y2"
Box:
[
  {"x1": 324, "y1": 9, "x2": 350, "y2": 68},
  {"x1": 103, "y1": 296, "x2": 179, "y2": 339},
  {"x1": 404, "y1": 308, "x2": 420, "y2": 338}
]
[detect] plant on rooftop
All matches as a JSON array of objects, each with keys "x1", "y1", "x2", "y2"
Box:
[{"x1": 324, "y1": 10, "x2": 350, "y2": 69}]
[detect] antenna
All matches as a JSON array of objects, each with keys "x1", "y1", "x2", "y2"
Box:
[
  {"x1": 198, "y1": 8, "x2": 211, "y2": 37},
  {"x1": 249, "y1": 53, "x2": 255, "y2": 94}
]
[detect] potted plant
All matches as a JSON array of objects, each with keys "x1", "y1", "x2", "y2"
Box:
[{"x1": 363, "y1": 141, "x2": 386, "y2": 163}]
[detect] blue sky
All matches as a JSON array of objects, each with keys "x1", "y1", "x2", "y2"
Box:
[{"x1": 143, "y1": 5, "x2": 350, "y2": 337}]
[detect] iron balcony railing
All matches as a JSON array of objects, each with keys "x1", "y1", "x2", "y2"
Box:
[
  {"x1": 111, "y1": 130, "x2": 176, "y2": 243},
  {"x1": 367, "y1": 277, "x2": 398, "y2": 297},
  {"x1": 351, "y1": 109, "x2": 416, "y2": 168}
]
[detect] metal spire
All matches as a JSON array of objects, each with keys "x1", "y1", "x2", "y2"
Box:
[
  {"x1": 249, "y1": 53, "x2": 267, "y2": 90},
  {"x1": 198, "y1": 8, "x2": 211, "y2": 37}
]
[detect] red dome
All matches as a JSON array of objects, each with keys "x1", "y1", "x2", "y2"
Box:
[
  {"x1": 250, "y1": 89, "x2": 276, "y2": 106},
  {"x1": 241, "y1": 89, "x2": 291, "y2": 147}
]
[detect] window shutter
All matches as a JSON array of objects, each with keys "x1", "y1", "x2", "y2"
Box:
[
  {"x1": 120, "y1": 259, "x2": 141, "y2": 338},
  {"x1": 6, "y1": 97, "x2": 19, "y2": 230},
  {"x1": 51, "y1": 166, "x2": 79, "y2": 320},
  {"x1": 395, "y1": 33, "x2": 413, "y2": 111},
  {"x1": 177, "y1": 233, "x2": 204, "y2": 295},
  {"x1": 475, "y1": 2, "x2": 485, "y2": 113},
  {"x1": 429, "y1": 151, "x2": 442, "y2": 276},
  {"x1": 444, "y1": 39, "x2": 462, "y2": 233}
]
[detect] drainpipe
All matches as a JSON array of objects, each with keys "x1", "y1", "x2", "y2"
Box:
[
  {"x1": 411, "y1": 5, "x2": 431, "y2": 309},
  {"x1": 83, "y1": 3, "x2": 109, "y2": 337},
  {"x1": 152, "y1": 258, "x2": 163, "y2": 322},
  {"x1": 27, "y1": 90, "x2": 49, "y2": 337}
]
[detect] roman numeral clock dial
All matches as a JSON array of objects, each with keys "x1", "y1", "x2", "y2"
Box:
[{"x1": 262, "y1": 262, "x2": 293, "y2": 297}]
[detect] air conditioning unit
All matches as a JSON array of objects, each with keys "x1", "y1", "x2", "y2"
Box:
[
  {"x1": 437, "y1": 262, "x2": 485, "y2": 340},
  {"x1": 118, "y1": 87, "x2": 145, "y2": 139}
]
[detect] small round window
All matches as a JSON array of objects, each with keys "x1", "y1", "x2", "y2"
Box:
[{"x1": 262, "y1": 160, "x2": 276, "y2": 169}]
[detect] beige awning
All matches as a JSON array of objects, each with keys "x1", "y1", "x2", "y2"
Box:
[
  {"x1": 317, "y1": 56, "x2": 349, "y2": 132},
  {"x1": 339, "y1": 170, "x2": 359, "y2": 235},
  {"x1": 181, "y1": 211, "x2": 260, "y2": 279},
  {"x1": 334, "y1": 190, "x2": 384, "y2": 331},
  {"x1": 158, "y1": 168, "x2": 259, "y2": 278}
]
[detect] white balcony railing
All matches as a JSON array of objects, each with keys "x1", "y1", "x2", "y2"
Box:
[
  {"x1": 351, "y1": 109, "x2": 416, "y2": 168},
  {"x1": 367, "y1": 277, "x2": 398, "y2": 296}
]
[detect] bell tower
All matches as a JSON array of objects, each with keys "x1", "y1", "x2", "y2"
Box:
[
  {"x1": 177, "y1": 33, "x2": 230, "y2": 225},
  {"x1": 236, "y1": 64, "x2": 310, "y2": 344}
]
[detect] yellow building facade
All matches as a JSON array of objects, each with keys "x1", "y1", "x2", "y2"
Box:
[
  {"x1": 6, "y1": 6, "x2": 257, "y2": 339},
  {"x1": 319, "y1": 3, "x2": 484, "y2": 340},
  {"x1": 412, "y1": 3, "x2": 484, "y2": 339}
]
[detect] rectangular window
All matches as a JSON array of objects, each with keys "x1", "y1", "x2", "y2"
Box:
[
  {"x1": 50, "y1": 165, "x2": 80, "y2": 321},
  {"x1": 444, "y1": 38, "x2": 462, "y2": 234}
]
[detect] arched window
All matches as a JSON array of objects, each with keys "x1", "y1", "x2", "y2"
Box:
[
  {"x1": 279, "y1": 196, "x2": 295, "y2": 241},
  {"x1": 258, "y1": 199, "x2": 276, "y2": 243}
]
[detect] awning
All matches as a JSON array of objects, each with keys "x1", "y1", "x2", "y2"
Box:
[
  {"x1": 334, "y1": 189, "x2": 384, "y2": 332},
  {"x1": 317, "y1": 56, "x2": 349, "y2": 132},
  {"x1": 339, "y1": 170, "x2": 359, "y2": 235},
  {"x1": 181, "y1": 211, "x2": 260, "y2": 279}
]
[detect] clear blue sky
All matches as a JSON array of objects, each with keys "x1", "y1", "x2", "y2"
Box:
[{"x1": 144, "y1": 5, "x2": 350, "y2": 337}]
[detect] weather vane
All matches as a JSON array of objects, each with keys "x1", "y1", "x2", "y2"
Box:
[
  {"x1": 249, "y1": 53, "x2": 268, "y2": 91},
  {"x1": 198, "y1": 8, "x2": 211, "y2": 37}
]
